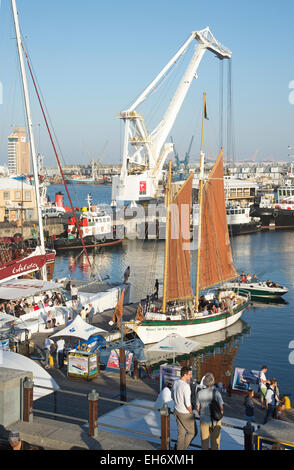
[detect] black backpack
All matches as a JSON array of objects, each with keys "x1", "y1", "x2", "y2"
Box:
[{"x1": 210, "y1": 389, "x2": 223, "y2": 423}]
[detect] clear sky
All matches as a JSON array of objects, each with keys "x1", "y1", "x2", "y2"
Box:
[{"x1": 0, "y1": 0, "x2": 293, "y2": 168}]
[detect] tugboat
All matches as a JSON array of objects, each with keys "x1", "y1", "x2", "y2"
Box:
[
  {"x1": 250, "y1": 185, "x2": 294, "y2": 230},
  {"x1": 53, "y1": 194, "x2": 123, "y2": 251}
]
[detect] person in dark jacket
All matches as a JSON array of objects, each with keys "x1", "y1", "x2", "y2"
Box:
[
  {"x1": 243, "y1": 389, "x2": 255, "y2": 422},
  {"x1": 8, "y1": 430, "x2": 43, "y2": 450}
]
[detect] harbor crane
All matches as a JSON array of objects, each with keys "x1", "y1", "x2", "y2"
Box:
[{"x1": 112, "y1": 27, "x2": 232, "y2": 203}]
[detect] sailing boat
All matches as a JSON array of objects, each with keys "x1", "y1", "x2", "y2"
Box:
[
  {"x1": 0, "y1": 0, "x2": 55, "y2": 284},
  {"x1": 123, "y1": 95, "x2": 250, "y2": 345}
]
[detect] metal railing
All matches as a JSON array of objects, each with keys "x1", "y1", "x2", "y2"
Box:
[{"x1": 22, "y1": 377, "x2": 255, "y2": 450}]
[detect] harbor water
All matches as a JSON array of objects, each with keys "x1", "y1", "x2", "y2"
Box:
[{"x1": 47, "y1": 184, "x2": 294, "y2": 394}]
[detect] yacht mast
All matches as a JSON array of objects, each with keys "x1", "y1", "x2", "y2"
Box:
[
  {"x1": 11, "y1": 0, "x2": 47, "y2": 280},
  {"x1": 195, "y1": 92, "x2": 206, "y2": 309}
]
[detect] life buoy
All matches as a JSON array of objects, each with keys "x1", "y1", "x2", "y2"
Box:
[{"x1": 101, "y1": 226, "x2": 104, "y2": 232}]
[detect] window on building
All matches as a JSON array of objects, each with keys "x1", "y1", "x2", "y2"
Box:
[
  {"x1": 15, "y1": 191, "x2": 21, "y2": 199},
  {"x1": 3, "y1": 192, "x2": 10, "y2": 200},
  {"x1": 26, "y1": 209, "x2": 34, "y2": 220},
  {"x1": 25, "y1": 191, "x2": 31, "y2": 201}
]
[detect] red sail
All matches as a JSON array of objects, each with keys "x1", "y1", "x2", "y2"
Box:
[
  {"x1": 166, "y1": 174, "x2": 194, "y2": 303},
  {"x1": 199, "y1": 149, "x2": 238, "y2": 290}
]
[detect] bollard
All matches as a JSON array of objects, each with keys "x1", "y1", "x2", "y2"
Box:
[
  {"x1": 119, "y1": 347, "x2": 127, "y2": 403},
  {"x1": 243, "y1": 421, "x2": 255, "y2": 450},
  {"x1": 88, "y1": 389, "x2": 99, "y2": 437},
  {"x1": 160, "y1": 404, "x2": 170, "y2": 450},
  {"x1": 23, "y1": 377, "x2": 34, "y2": 423}
]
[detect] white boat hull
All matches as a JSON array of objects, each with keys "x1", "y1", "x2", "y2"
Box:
[{"x1": 124, "y1": 309, "x2": 245, "y2": 345}]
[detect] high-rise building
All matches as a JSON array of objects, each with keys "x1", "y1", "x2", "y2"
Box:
[{"x1": 8, "y1": 128, "x2": 30, "y2": 175}]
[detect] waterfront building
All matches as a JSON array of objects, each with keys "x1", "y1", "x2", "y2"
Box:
[
  {"x1": 8, "y1": 128, "x2": 31, "y2": 175},
  {"x1": 0, "y1": 177, "x2": 37, "y2": 222}
]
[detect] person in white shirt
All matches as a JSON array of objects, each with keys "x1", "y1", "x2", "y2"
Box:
[
  {"x1": 43, "y1": 336, "x2": 54, "y2": 369},
  {"x1": 264, "y1": 378, "x2": 279, "y2": 424},
  {"x1": 56, "y1": 338, "x2": 65, "y2": 369},
  {"x1": 71, "y1": 285, "x2": 79, "y2": 307},
  {"x1": 80, "y1": 306, "x2": 87, "y2": 322},
  {"x1": 259, "y1": 365, "x2": 270, "y2": 408},
  {"x1": 171, "y1": 366, "x2": 197, "y2": 450}
]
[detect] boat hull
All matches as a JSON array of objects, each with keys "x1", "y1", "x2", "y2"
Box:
[
  {"x1": 124, "y1": 301, "x2": 249, "y2": 345},
  {"x1": 53, "y1": 237, "x2": 123, "y2": 251},
  {"x1": 250, "y1": 206, "x2": 294, "y2": 229},
  {"x1": 223, "y1": 282, "x2": 288, "y2": 299}
]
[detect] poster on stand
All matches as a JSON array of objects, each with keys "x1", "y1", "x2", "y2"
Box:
[
  {"x1": 232, "y1": 367, "x2": 260, "y2": 393},
  {"x1": 68, "y1": 353, "x2": 88, "y2": 378},
  {"x1": 160, "y1": 364, "x2": 181, "y2": 392}
]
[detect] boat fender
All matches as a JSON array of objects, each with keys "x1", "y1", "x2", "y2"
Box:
[{"x1": 284, "y1": 396, "x2": 291, "y2": 409}]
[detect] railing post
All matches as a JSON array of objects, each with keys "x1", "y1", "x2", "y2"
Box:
[
  {"x1": 160, "y1": 404, "x2": 170, "y2": 450},
  {"x1": 243, "y1": 421, "x2": 255, "y2": 450},
  {"x1": 88, "y1": 389, "x2": 99, "y2": 437},
  {"x1": 23, "y1": 377, "x2": 34, "y2": 423},
  {"x1": 119, "y1": 347, "x2": 127, "y2": 403}
]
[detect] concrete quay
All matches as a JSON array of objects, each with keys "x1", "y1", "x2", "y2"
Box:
[{"x1": 3, "y1": 301, "x2": 294, "y2": 450}]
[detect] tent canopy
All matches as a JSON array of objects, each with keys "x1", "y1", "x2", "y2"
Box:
[
  {"x1": 0, "y1": 279, "x2": 62, "y2": 301},
  {"x1": 0, "y1": 351, "x2": 59, "y2": 400},
  {"x1": 148, "y1": 334, "x2": 200, "y2": 354},
  {"x1": 50, "y1": 314, "x2": 108, "y2": 341}
]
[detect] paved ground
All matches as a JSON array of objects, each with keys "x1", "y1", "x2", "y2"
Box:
[{"x1": 3, "y1": 304, "x2": 294, "y2": 450}]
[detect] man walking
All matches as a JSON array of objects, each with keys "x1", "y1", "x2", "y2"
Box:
[
  {"x1": 171, "y1": 366, "x2": 197, "y2": 450},
  {"x1": 43, "y1": 336, "x2": 54, "y2": 369},
  {"x1": 195, "y1": 373, "x2": 224, "y2": 450},
  {"x1": 56, "y1": 337, "x2": 65, "y2": 369},
  {"x1": 259, "y1": 365, "x2": 270, "y2": 408},
  {"x1": 264, "y1": 378, "x2": 279, "y2": 424}
]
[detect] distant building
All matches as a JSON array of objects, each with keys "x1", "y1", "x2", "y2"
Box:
[
  {"x1": 8, "y1": 128, "x2": 31, "y2": 175},
  {"x1": 0, "y1": 177, "x2": 36, "y2": 222}
]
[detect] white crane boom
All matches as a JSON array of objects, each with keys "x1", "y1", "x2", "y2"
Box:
[{"x1": 113, "y1": 27, "x2": 231, "y2": 203}]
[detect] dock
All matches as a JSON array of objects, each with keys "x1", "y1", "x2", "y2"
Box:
[{"x1": 4, "y1": 301, "x2": 293, "y2": 450}]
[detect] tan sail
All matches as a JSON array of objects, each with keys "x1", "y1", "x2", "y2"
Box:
[
  {"x1": 198, "y1": 148, "x2": 238, "y2": 290},
  {"x1": 165, "y1": 173, "x2": 194, "y2": 303},
  {"x1": 111, "y1": 288, "x2": 125, "y2": 325}
]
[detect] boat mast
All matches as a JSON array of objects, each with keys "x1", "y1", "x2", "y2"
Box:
[
  {"x1": 195, "y1": 92, "x2": 206, "y2": 310},
  {"x1": 162, "y1": 160, "x2": 172, "y2": 313},
  {"x1": 11, "y1": 0, "x2": 47, "y2": 280}
]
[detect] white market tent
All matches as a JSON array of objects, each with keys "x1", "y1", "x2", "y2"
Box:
[
  {"x1": 0, "y1": 279, "x2": 62, "y2": 301},
  {"x1": 147, "y1": 333, "x2": 201, "y2": 363},
  {"x1": 50, "y1": 314, "x2": 108, "y2": 341},
  {"x1": 0, "y1": 351, "x2": 59, "y2": 400}
]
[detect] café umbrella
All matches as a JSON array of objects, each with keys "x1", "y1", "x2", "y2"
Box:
[{"x1": 147, "y1": 333, "x2": 201, "y2": 363}]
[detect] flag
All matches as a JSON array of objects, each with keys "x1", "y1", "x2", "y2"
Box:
[{"x1": 204, "y1": 101, "x2": 209, "y2": 120}]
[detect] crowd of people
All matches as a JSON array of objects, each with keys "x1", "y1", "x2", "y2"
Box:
[
  {"x1": 0, "y1": 290, "x2": 66, "y2": 320},
  {"x1": 158, "y1": 363, "x2": 289, "y2": 451},
  {"x1": 239, "y1": 272, "x2": 280, "y2": 288}
]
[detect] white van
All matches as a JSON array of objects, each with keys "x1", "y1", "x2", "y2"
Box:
[{"x1": 42, "y1": 206, "x2": 66, "y2": 218}]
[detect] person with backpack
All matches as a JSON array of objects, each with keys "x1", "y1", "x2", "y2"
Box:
[{"x1": 195, "y1": 373, "x2": 224, "y2": 450}]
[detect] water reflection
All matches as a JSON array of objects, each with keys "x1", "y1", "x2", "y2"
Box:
[{"x1": 144, "y1": 319, "x2": 250, "y2": 387}]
